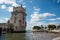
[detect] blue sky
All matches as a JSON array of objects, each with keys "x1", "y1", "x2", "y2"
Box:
[{"x1": 0, "y1": 0, "x2": 60, "y2": 30}]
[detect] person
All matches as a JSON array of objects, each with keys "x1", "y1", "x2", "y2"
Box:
[{"x1": 0, "y1": 27, "x2": 2, "y2": 34}]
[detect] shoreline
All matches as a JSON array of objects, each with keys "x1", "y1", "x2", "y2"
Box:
[
  {"x1": 52, "y1": 37, "x2": 60, "y2": 40},
  {"x1": 32, "y1": 30, "x2": 60, "y2": 34}
]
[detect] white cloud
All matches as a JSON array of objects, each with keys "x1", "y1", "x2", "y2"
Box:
[
  {"x1": 48, "y1": 19, "x2": 56, "y2": 21},
  {"x1": 0, "y1": 0, "x2": 26, "y2": 12},
  {"x1": 18, "y1": 0, "x2": 24, "y2": 3},
  {"x1": 11, "y1": 2, "x2": 17, "y2": 7},
  {"x1": 31, "y1": 7, "x2": 56, "y2": 23},
  {"x1": 30, "y1": 1, "x2": 33, "y2": 3},
  {"x1": 22, "y1": 5, "x2": 26, "y2": 8},
  {"x1": 57, "y1": 17, "x2": 60, "y2": 20},
  {"x1": 0, "y1": 17, "x2": 9, "y2": 23},
  {"x1": 11, "y1": 2, "x2": 19, "y2": 7},
  {"x1": 34, "y1": 7, "x2": 40, "y2": 11},
  {"x1": 48, "y1": 22, "x2": 59, "y2": 26},
  {"x1": 0, "y1": 0, "x2": 15, "y2": 4},
  {"x1": 1, "y1": 5, "x2": 6, "y2": 9},
  {"x1": 0, "y1": 0, "x2": 20, "y2": 7},
  {"x1": 30, "y1": 13, "x2": 56, "y2": 23},
  {"x1": 29, "y1": 7, "x2": 40, "y2": 23},
  {"x1": 33, "y1": 7, "x2": 40, "y2": 13},
  {"x1": 8, "y1": 7, "x2": 13, "y2": 12},
  {"x1": 57, "y1": 0, "x2": 60, "y2": 3},
  {"x1": 48, "y1": 17, "x2": 60, "y2": 21},
  {"x1": 42, "y1": 13, "x2": 56, "y2": 17}
]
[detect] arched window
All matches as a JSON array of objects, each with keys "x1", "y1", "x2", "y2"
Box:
[
  {"x1": 14, "y1": 17, "x2": 17, "y2": 23},
  {"x1": 19, "y1": 20, "x2": 21, "y2": 23}
]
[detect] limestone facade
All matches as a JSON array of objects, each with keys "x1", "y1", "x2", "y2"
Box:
[{"x1": 9, "y1": 5, "x2": 27, "y2": 31}]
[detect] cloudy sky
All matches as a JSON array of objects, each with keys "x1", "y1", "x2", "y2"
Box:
[{"x1": 0, "y1": 0, "x2": 60, "y2": 30}]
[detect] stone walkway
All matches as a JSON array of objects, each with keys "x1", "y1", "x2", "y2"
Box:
[{"x1": 52, "y1": 37, "x2": 60, "y2": 40}]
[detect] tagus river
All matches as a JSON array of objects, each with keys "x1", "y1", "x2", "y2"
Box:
[{"x1": 0, "y1": 32, "x2": 60, "y2": 40}]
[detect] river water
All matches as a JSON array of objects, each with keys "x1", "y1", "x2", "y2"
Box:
[{"x1": 0, "y1": 32, "x2": 60, "y2": 40}]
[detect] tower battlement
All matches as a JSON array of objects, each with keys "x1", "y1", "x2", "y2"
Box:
[{"x1": 13, "y1": 5, "x2": 26, "y2": 13}]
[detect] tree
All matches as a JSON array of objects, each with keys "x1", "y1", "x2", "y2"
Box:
[
  {"x1": 57, "y1": 24, "x2": 60, "y2": 29},
  {"x1": 33, "y1": 26, "x2": 41, "y2": 30},
  {"x1": 48, "y1": 24, "x2": 56, "y2": 30},
  {"x1": 41, "y1": 25, "x2": 44, "y2": 29},
  {"x1": 45, "y1": 27, "x2": 47, "y2": 29}
]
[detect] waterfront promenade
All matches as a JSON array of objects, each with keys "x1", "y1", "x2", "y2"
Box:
[{"x1": 53, "y1": 37, "x2": 60, "y2": 40}]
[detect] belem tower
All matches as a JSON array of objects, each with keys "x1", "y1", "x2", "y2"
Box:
[{"x1": 7, "y1": 5, "x2": 27, "y2": 32}]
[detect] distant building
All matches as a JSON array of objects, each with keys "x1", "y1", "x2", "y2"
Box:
[
  {"x1": 0, "y1": 23, "x2": 7, "y2": 30},
  {"x1": 8, "y1": 5, "x2": 27, "y2": 32},
  {"x1": 56, "y1": 24, "x2": 60, "y2": 30}
]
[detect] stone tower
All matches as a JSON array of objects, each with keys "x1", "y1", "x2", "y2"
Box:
[{"x1": 9, "y1": 5, "x2": 26, "y2": 32}]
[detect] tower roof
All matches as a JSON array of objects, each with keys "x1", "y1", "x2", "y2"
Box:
[
  {"x1": 11, "y1": 5, "x2": 27, "y2": 16},
  {"x1": 13, "y1": 5, "x2": 26, "y2": 12}
]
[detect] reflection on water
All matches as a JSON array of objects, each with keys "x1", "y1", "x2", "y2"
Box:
[
  {"x1": 26, "y1": 32, "x2": 60, "y2": 40},
  {"x1": 5, "y1": 33, "x2": 26, "y2": 40},
  {"x1": 0, "y1": 32, "x2": 60, "y2": 40}
]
